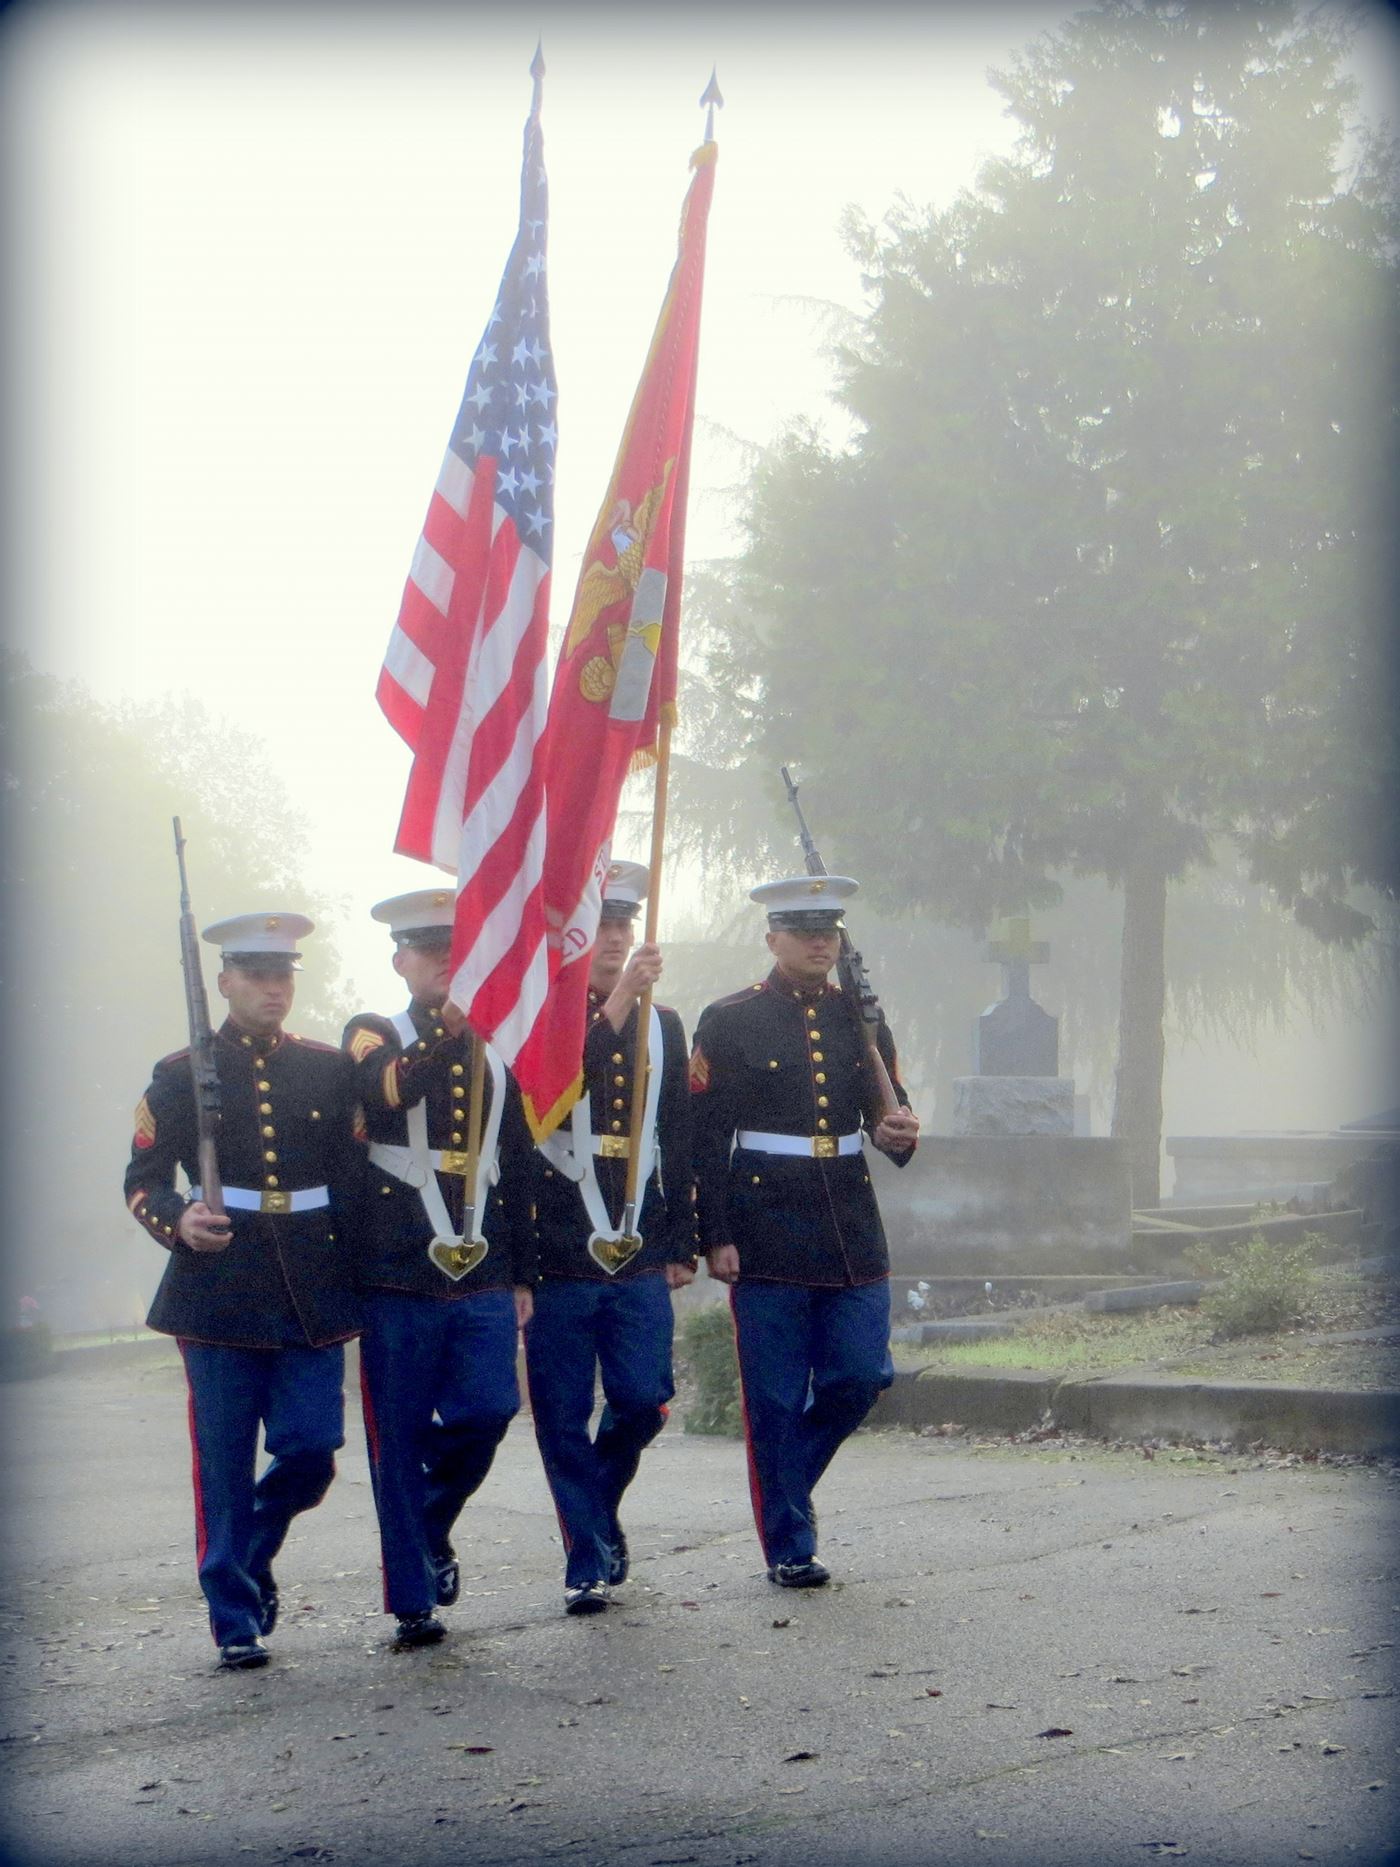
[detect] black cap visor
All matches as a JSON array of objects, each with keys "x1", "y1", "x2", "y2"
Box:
[
  {"x1": 223, "y1": 952, "x2": 300, "y2": 974},
  {"x1": 767, "y1": 910, "x2": 845, "y2": 933}
]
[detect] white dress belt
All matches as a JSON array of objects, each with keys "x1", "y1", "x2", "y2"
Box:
[
  {"x1": 735, "y1": 1131, "x2": 862, "y2": 1158},
  {"x1": 189, "y1": 1184, "x2": 330, "y2": 1212},
  {"x1": 367, "y1": 1143, "x2": 468, "y2": 1182}
]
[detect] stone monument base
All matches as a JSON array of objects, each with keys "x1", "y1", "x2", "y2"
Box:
[
  {"x1": 873, "y1": 1135, "x2": 1133, "y2": 1276},
  {"x1": 1165, "y1": 1130, "x2": 1399, "y2": 1205},
  {"x1": 953, "y1": 1075, "x2": 1075, "y2": 1136}
]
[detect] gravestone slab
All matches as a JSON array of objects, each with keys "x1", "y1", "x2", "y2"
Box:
[
  {"x1": 954, "y1": 1075, "x2": 1075, "y2": 1136},
  {"x1": 975, "y1": 916, "x2": 1059, "y2": 1076},
  {"x1": 974, "y1": 994, "x2": 1059, "y2": 1075}
]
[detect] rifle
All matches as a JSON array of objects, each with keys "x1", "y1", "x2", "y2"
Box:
[
  {"x1": 779, "y1": 766, "x2": 901, "y2": 1124},
  {"x1": 172, "y1": 818, "x2": 225, "y2": 1216}
]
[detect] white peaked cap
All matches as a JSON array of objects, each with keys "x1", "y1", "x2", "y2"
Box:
[
  {"x1": 370, "y1": 887, "x2": 457, "y2": 941},
  {"x1": 202, "y1": 911, "x2": 315, "y2": 958},
  {"x1": 749, "y1": 875, "x2": 860, "y2": 920},
  {"x1": 602, "y1": 859, "x2": 650, "y2": 912}
]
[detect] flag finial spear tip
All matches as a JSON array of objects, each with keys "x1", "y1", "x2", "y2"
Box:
[
  {"x1": 701, "y1": 67, "x2": 723, "y2": 140},
  {"x1": 530, "y1": 40, "x2": 545, "y2": 110}
]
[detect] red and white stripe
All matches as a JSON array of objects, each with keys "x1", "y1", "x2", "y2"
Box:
[{"x1": 376, "y1": 445, "x2": 552, "y2": 1065}]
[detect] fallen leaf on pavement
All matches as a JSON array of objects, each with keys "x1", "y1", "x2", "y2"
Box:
[
  {"x1": 1037, "y1": 1727, "x2": 1074, "y2": 1739},
  {"x1": 783, "y1": 1751, "x2": 818, "y2": 1763}
]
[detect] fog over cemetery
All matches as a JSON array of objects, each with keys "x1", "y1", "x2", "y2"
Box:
[
  {"x1": 3, "y1": 0, "x2": 1395, "y2": 1334},
  {"x1": 3, "y1": 8, "x2": 1400, "y2": 1867}
]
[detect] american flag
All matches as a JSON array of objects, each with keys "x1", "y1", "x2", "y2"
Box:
[{"x1": 377, "y1": 69, "x2": 556, "y2": 1061}]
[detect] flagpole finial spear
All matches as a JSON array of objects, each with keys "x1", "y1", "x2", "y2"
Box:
[
  {"x1": 701, "y1": 68, "x2": 723, "y2": 142},
  {"x1": 530, "y1": 40, "x2": 545, "y2": 118}
]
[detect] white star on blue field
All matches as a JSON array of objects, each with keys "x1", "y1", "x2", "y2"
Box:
[{"x1": 449, "y1": 119, "x2": 556, "y2": 561}]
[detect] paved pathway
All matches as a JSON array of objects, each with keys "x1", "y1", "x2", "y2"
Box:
[{"x1": 2, "y1": 1347, "x2": 1397, "y2": 1867}]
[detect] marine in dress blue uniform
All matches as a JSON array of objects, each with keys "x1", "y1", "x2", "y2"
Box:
[
  {"x1": 525, "y1": 862, "x2": 698, "y2": 1616},
  {"x1": 343, "y1": 888, "x2": 537, "y2": 1648},
  {"x1": 691, "y1": 876, "x2": 920, "y2": 1588},
  {"x1": 123, "y1": 912, "x2": 363, "y2": 1669}
]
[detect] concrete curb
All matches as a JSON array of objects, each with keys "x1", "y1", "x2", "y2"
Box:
[
  {"x1": 51, "y1": 1336, "x2": 177, "y2": 1368},
  {"x1": 868, "y1": 1365, "x2": 1400, "y2": 1455}
]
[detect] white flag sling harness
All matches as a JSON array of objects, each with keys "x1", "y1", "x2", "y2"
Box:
[
  {"x1": 366, "y1": 1010, "x2": 506, "y2": 1281},
  {"x1": 539, "y1": 1003, "x2": 664, "y2": 1274}
]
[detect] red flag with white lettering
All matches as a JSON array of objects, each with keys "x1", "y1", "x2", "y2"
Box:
[{"x1": 512, "y1": 140, "x2": 717, "y2": 1137}]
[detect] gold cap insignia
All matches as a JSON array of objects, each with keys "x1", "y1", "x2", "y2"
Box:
[{"x1": 266, "y1": 916, "x2": 280, "y2": 929}]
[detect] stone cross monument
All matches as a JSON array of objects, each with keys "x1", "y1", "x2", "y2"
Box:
[
  {"x1": 954, "y1": 916, "x2": 1074, "y2": 1136},
  {"x1": 973, "y1": 916, "x2": 1058, "y2": 1077}
]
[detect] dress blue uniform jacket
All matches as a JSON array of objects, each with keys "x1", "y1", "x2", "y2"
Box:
[
  {"x1": 124, "y1": 1021, "x2": 364, "y2": 1347},
  {"x1": 531, "y1": 990, "x2": 697, "y2": 1278},
  {"x1": 343, "y1": 1001, "x2": 538, "y2": 1295},
  {"x1": 690, "y1": 969, "x2": 913, "y2": 1286}
]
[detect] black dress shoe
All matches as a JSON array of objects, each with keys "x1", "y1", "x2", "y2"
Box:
[
  {"x1": 563, "y1": 1581, "x2": 609, "y2": 1616},
  {"x1": 433, "y1": 1552, "x2": 460, "y2": 1607},
  {"x1": 767, "y1": 1560, "x2": 831, "y2": 1589},
  {"x1": 254, "y1": 1573, "x2": 279, "y2": 1637},
  {"x1": 394, "y1": 1610, "x2": 447, "y2": 1648},
  {"x1": 218, "y1": 1637, "x2": 270, "y2": 1670},
  {"x1": 606, "y1": 1528, "x2": 629, "y2": 1588}
]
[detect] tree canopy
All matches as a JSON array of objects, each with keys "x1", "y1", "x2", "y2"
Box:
[
  {"x1": 0, "y1": 652, "x2": 352, "y2": 1331},
  {"x1": 673, "y1": 0, "x2": 1398, "y2": 1202}
]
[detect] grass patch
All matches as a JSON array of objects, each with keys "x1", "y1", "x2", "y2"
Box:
[
  {"x1": 896, "y1": 1307, "x2": 1211, "y2": 1376},
  {"x1": 894, "y1": 1262, "x2": 1400, "y2": 1390}
]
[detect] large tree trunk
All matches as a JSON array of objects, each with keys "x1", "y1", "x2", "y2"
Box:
[{"x1": 1111, "y1": 854, "x2": 1168, "y2": 1210}]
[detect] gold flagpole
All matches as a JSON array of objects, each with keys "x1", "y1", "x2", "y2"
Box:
[
  {"x1": 614, "y1": 70, "x2": 715, "y2": 1245},
  {"x1": 454, "y1": 1038, "x2": 489, "y2": 1254},
  {"x1": 620, "y1": 716, "x2": 674, "y2": 1238}
]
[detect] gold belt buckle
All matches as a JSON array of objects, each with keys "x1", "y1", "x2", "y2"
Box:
[
  {"x1": 598, "y1": 1135, "x2": 630, "y2": 1160},
  {"x1": 587, "y1": 1232, "x2": 644, "y2": 1274},
  {"x1": 260, "y1": 1189, "x2": 291, "y2": 1214},
  {"x1": 437, "y1": 1150, "x2": 471, "y2": 1177},
  {"x1": 428, "y1": 1237, "x2": 488, "y2": 1281},
  {"x1": 813, "y1": 1135, "x2": 837, "y2": 1160}
]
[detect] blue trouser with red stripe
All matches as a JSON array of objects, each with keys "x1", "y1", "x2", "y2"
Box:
[
  {"x1": 525, "y1": 1274, "x2": 674, "y2": 1590},
  {"x1": 730, "y1": 1279, "x2": 893, "y2": 1568},
  {"x1": 359, "y1": 1287, "x2": 520, "y2": 1617},
  {"x1": 179, "y1": 1340, "x2": 345, "y2": 1646}
]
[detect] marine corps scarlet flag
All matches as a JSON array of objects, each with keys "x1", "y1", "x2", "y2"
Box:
[{"x1": 514, "y1": 139, "x2": 718, "y2": 1138}]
